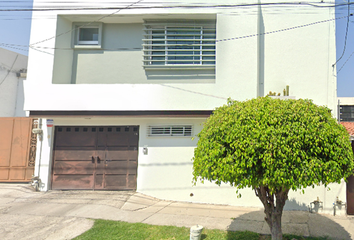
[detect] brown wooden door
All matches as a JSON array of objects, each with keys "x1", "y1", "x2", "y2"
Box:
[
  {"x1": 347, "y1": 175, "x2": 354, "y2": 215},
  {"x1": 0, "y1": 118, "x2": 36, "y2": 182},
  {"x1": 52, "y1": 126, "x2": 139, "y2": 190}
]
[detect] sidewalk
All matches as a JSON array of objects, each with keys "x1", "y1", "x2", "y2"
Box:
[{"x1": 0, "y1": 184, "x2": 353, "y2": 240}]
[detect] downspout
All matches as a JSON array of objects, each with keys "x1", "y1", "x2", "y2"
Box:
[{"x1": 31, "y1": 118, "x2": 43, "y2": 191}]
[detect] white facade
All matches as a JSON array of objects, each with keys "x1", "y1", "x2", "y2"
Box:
[
  {"x1": 0, "y1": 48, "x2": 28, "y2": 117},
  {"x1": 25, "y1": 0, "x2": 345, "y2": 215}
]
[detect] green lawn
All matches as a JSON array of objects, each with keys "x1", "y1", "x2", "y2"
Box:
[{"x1": 73, "y1": 219, "x2": 330, "y2": 240}]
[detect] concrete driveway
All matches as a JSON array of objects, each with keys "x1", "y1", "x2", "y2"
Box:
[{"x1": 0, "y1": 183, "x2": 353, "y2": 240}]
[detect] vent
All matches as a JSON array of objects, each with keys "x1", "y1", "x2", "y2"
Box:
[{"x1": 148, "y1": 125, "x2": 192, "y2": 137}]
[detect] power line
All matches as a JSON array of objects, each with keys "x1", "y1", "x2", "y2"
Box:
[
  {"x1": 0, "y1": 1, "x2": 351, "y2": 12},
  {"x1": 0, "y1": 14, "x2": 341, "y2": 52},
  {"x1": 332, "y1": 0, "x2": 352, "y2": 67},
  {"x1": 0, "y1": 54, "x2": 18, "y2": 87},
  {"x1": 30, "y1": 0, "x2": 144, "y2": 46},
  {"x1": 337, "y1": 50, "x2": 354, "y2": 73}
]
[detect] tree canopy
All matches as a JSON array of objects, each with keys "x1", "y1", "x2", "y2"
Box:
[{"x1": 193, "y1": 97, "x2": 354, "y2": 192}]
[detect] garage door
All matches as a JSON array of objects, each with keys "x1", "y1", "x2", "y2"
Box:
[
  {"x1": 0, "y1": 118, "x2": 36, "y2": 182},
  {"x1": 52, "y1": 126, "x2": 139, "y2": 190}
]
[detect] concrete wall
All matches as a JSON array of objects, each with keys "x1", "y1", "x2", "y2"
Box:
[
  {"x1": 27, "y1": 0, "x2": 344, "y2": 215},
  {"x1": 25, "y1": 0, "x2": 337, "y2": 115},
  {"x1": 33, "y1": 116, "x2": 347, "y2": 215},
  {"x1": 0, "y1": 48, "x2": 28, "y2": 117}
]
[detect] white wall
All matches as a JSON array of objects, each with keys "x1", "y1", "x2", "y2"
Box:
[
  {"x1": 25, "y1": 0, "x2": 337, "y2": 115},
  {"x1": 27, "y1": 0, "x2": 344, "y2": 215},
  {"x1": 33, "y1": 116, "x2": 347, "y2": 215},
  {"x1": 0, "y1": 48, "x2": 28, "y2": 117}
]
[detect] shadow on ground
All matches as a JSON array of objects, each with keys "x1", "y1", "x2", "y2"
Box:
[{"x1": 226, "y1": 210, "x2": 351, "y2": 240}]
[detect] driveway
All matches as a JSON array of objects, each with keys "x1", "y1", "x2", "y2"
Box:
[{"x1": 0, "y1": 183, "x2": 353, "y2": 240}]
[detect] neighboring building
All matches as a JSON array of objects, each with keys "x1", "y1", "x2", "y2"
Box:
[
  {"x1": 25, "y1": 0, "x2": 345, "y2": 214},
  {"x1": 0, "y1": 48, "x2": 27, "y2": 117},
  {"x1": 0, "y1": 48, "x2": 36, "y2": 183},
  {"x1": 338, "y1": 97, "x2": 354, "y2": 215}
]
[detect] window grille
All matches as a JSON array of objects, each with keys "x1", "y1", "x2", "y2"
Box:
[
  {"x1": 147, "y1": 125, "x2": 193, "y2": 136},
  {"x1": 143, "y1": 21, "x2": 216, "y2": 68}
]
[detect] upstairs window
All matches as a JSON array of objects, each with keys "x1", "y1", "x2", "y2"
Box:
[
  {"x1": 73, "y1": 23, "x2": 102, "y2": 48},
  {"x1": 78, "y1": 27, "x2": 99, "y2": 45},
  {"x1": 143, "y1": 20, "x2": 216, "y2": 69}
]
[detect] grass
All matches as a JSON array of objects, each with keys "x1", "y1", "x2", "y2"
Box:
[{"x1": 73, "y1": 219, "x2": 330, "y2": 240}]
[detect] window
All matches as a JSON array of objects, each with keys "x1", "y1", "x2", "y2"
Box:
[
  {"x1": 147, "y1": 125, "x2": 193, "y2": 137},
  {"x1": 143, "y1": 20, "x2": 216, "y2": 68},
  {"x1": 78, "y1": 27, "x2": 99, "y2": 45},
  {"x1": 73, "y1": 23, "x2": 102, "y2": 48}
]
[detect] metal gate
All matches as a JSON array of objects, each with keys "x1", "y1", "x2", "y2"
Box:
[
  {"x1": 0, "y1": 118, "x2": 37, "y2": 182},
  {"x1": 347, "y1": 175, "x2": 354, "y2": 215},
  {"x1": 347, "y1": 141, "x2": 354, "y2": 215},
  {"x1": 52, "y1": 126, "x2": 139, "y2": 190}
]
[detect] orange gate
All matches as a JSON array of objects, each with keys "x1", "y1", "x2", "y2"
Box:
[{"x1": 0, "y1": 118, "x2": 37, "y2": 182}]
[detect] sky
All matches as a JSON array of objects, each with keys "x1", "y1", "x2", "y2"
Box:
[{"x1": 0, "y1": 0, "x2": 353, "y2": 97}]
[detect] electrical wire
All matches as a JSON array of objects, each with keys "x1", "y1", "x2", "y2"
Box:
[
  {"x1": 30, "y1": 0, "x2": 143, "y2": 46},
  {"x1": 0, "y1": 2, "x2": 348, "y2": 12},
  {"x1": 0, "y1": 14, "x2": 342, "y2": 52},
  {"x1": 0, "y1": 54, "x2": 18, "y2": 87},
  {"x1": 333, "y1": 0, "x2": 352, "y2": 67},
  {"x1": 337, "y1": 49, "x2": 354, "y2": 73}
]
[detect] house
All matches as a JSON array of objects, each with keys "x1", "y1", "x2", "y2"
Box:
[
  {"x1": 0, "y1": 47, "x2": 27, "y2": 117},
  {"x1": 24, "y1": 0, "x2": 346, "y2": 215},
  {"x1": 0, "y1": 48, "x2": 36, "y2": 182},
  {"x1": 338, "y1": 97, "x2": 354, "y2": 215}
]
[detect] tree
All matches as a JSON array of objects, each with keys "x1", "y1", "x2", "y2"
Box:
[{"x1": 192, "y1": 97, "x2": 354, "y2": 240}]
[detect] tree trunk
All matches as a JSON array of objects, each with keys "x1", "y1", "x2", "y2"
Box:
[{"x1": 255, "y1": 186, "x2": 289, "y2": 240}]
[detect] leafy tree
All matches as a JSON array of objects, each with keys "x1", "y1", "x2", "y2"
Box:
[{"x1": 192, "y1": 97, "x2": 354, "y2": 240}]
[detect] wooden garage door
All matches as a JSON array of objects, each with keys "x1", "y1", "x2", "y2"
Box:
[
  {"x1": 0, "y1": 118, "x2": 36, "y2": 182},
  {"x1": 52, "y1": 126, "x2": 139, "y2": 190},
  {"x1": 347, "y1": 141, "x2": 354, "y2": 215}
]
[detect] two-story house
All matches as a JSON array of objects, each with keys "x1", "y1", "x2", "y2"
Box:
[{"x1": 25, "y1": 0, "x2": 345, "y2": 214}]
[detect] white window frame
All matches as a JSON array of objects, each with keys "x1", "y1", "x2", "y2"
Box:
[
  {"x1": 143, "y1": 20, "x2": 216, "y2": 69},
  {"x1": 73, "y1": 23, "x2": 103, "y2": 49},
  {"x1": 147, "y1": 125, "x2": 193, "y2": 137}
]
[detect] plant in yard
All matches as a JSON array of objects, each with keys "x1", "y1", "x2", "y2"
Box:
[{"x1": 192, "y1": 97, "x2": 354, "y2": 240}]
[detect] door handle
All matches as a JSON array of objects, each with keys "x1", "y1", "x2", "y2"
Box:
[
  {"x1": 97, "y1": 156, "x2": 101, "y2": 164},
  {"x1": 92, "y1": 156, "x2": 95, "y2": 163}
]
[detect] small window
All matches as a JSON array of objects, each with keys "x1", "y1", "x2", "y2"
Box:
[
  {"x1": 78, "y1": 27, "x2": 99, "y2": 45},
  {"x1": 73, "y1": 23, "x2": 102, "y2": 48},
  {"x1": 148, "y1": 125, "x2": 193, "y2": 137}
]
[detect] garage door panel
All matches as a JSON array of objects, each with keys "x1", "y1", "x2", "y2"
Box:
[
  {"x1": 0, "y1": 119, "x2": 14, "y2": 167},
  {"x1": 105, "y1": 174, "x2": 126, "y2": 189},
  {"x1": 9, "y1": 168, "x2": 26, "y2": 180},
  {"x1": 0, "y1": 169, "x2": 9, "y2": 180},
  {"x1": 52, "y1": 174, "x2": 94, "y2": 189},
  {"x1": 52, "y1": 126, "x2": 138, "y2": 190},
  {"x1": 95, "y1": 174, "x2": 104, "y2": 189},
  {"x1": 127, "y1": 175, "x2": 137, "y2": 189},
  {"x1": 55, "y1": 127, "x2": 97, "y2": 148},
  {"x1": 106, "y1": 151, "x2": 137, "y2": 159},
  {"x1": 53, "y1": 161, "x2": 94, "y2": 175},
  {"x1": 54, "y1": 150, "x2": 96, "y2": 161},
  {"x1": 347, "y1": 175, "x2": 354, "y2": 215}
]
